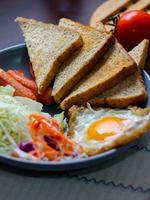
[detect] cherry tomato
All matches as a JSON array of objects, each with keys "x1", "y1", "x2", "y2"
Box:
[{"x1": 115, "y1": 10, "x2": 150, "y2": 51}]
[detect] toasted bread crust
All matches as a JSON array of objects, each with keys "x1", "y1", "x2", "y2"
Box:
[
  {"x1": 16, "y1": 17, "x2": 83, "y2": 93},
  {"x1": 16, "y1": 17, "x2": 53, "y2": 27},
  {"x1": 38, "y1": 39, "x2": 83, "y2": 93},
  {"x1": 128, "y1": 39, "x2": 149, "y2": 70},
  {"x1": 60, "y1": 59, "x2": 137, "y2": 110},
  {"x1": 68, "y1": 106, "x2": 150, "y2": 156},
  {"x1": 52, "y1": 18, "x2": 114, "y2": 102},
  {"x1": 53, "y1": 35, "x2": 114, "y2": 103},
  {"x1": 89, "y1": 73, "x2": 147, "y2": 108},
  {"x1": 89, "y1": 40, "x2": 149, "y2": 108},
  {"x1": 89, "y1": 91, "x2": 147, "y2": 108}
]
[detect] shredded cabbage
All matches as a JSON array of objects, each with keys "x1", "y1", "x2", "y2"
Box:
[
  {"x1": 0, "y1": 86, "x2": 43, "y2": 153},
  {"x1": 0, "y1": 85, "x2": 15, "y2": 96},
  {"x1": 14, "y1": 96, "x2": 43, "y2": 113},
  {"x1": 54, "y1": 112, "x2": 67, "y2": 129}
]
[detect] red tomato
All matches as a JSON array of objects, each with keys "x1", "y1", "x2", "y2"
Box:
[{"x1": 115, "y1": 10, "x2": 150, "y2": 51}]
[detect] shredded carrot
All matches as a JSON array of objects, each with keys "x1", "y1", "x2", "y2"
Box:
[
  {"x1": 0, "y1": 70, "x2": 37, "y2": 100},
  {"x1": 28, "y1": 113, "x2": 83, "y2": 161},
  {"x1": 7, "y1": 70, "x2": 37, "y2": 91}
]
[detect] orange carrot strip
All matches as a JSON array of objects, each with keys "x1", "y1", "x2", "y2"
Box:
[
  {"x1": 38, "y1": 87, "x2": 54, "y2": 105},
  {"x1": 13, "y1": 70, "x2": 24, "y2": 77},
  {"x1": 8, "y1": 68, "x2": 54, "y2": 105},
  {"x1": 0, "y1": 70, "x2": 37, "y2": 100},
  {"x1": 0, "y1": 78, "x2": 7, "y2": 86},
  {"x1": 7, "y1": 70, "x2": 37, "y2": 91}
]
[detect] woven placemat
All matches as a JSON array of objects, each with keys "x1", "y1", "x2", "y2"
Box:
[
  {"x1": 68, "y1": 131, "x2": 150, "y2": 194},
  {"x1": 0, "y1": 164, "x2": 149, "y2": 200}
]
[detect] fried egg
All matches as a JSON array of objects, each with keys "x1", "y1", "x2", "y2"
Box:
[{"x1": 68, "y1": 106, "x2": 150, "y2": 156}]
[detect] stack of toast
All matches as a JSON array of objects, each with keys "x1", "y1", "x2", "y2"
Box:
[{"x1": 16, "y1": 17, "x2": 149, "y2": 110}]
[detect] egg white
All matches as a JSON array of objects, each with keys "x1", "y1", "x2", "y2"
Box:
[{"x1": 71, "y1": 108, "x2": 150, "y2": 155}]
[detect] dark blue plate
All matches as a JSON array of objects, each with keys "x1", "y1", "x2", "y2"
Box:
[{"x1": 0, "y1": 44, "x2": 150, "y2": 171}]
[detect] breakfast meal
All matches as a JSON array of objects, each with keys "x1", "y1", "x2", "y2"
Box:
[{"x1": 1, "y1": 0, "x2": 150, "y2": 163}]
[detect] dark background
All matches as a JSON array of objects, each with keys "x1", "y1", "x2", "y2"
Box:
[{"x1": 0, "y1": 0, "x2": 105, "y2": 48}]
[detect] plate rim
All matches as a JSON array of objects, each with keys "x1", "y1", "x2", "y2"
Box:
[{"x1": 0, "y1": 43, "x2": 149, "y2": 171}]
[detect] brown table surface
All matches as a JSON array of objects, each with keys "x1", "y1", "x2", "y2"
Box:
[{"x1": 0, "y1": 1, "x2": 150, "y2": 200}]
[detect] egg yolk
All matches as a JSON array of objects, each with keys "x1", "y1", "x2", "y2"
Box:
[{"x1": 86, "y1": 116, "x2": 125, "y2": 141}]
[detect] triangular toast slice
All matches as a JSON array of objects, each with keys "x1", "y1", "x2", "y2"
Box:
[
  {"x1": 89, "y1": 39, "x2": 149, "y2": 107},
  {"x1": 52, "y1": 18, "x2": 114, "y2": 103},
  {"x1": 16, "y1": 17, "x2": 83, "y2": 93},
  {"x1": 127, "y1": 39, "x2": 149, "y2": 70},
  {"x1": 60, "y1": 37, "x2": 137, "y2": 110}
]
